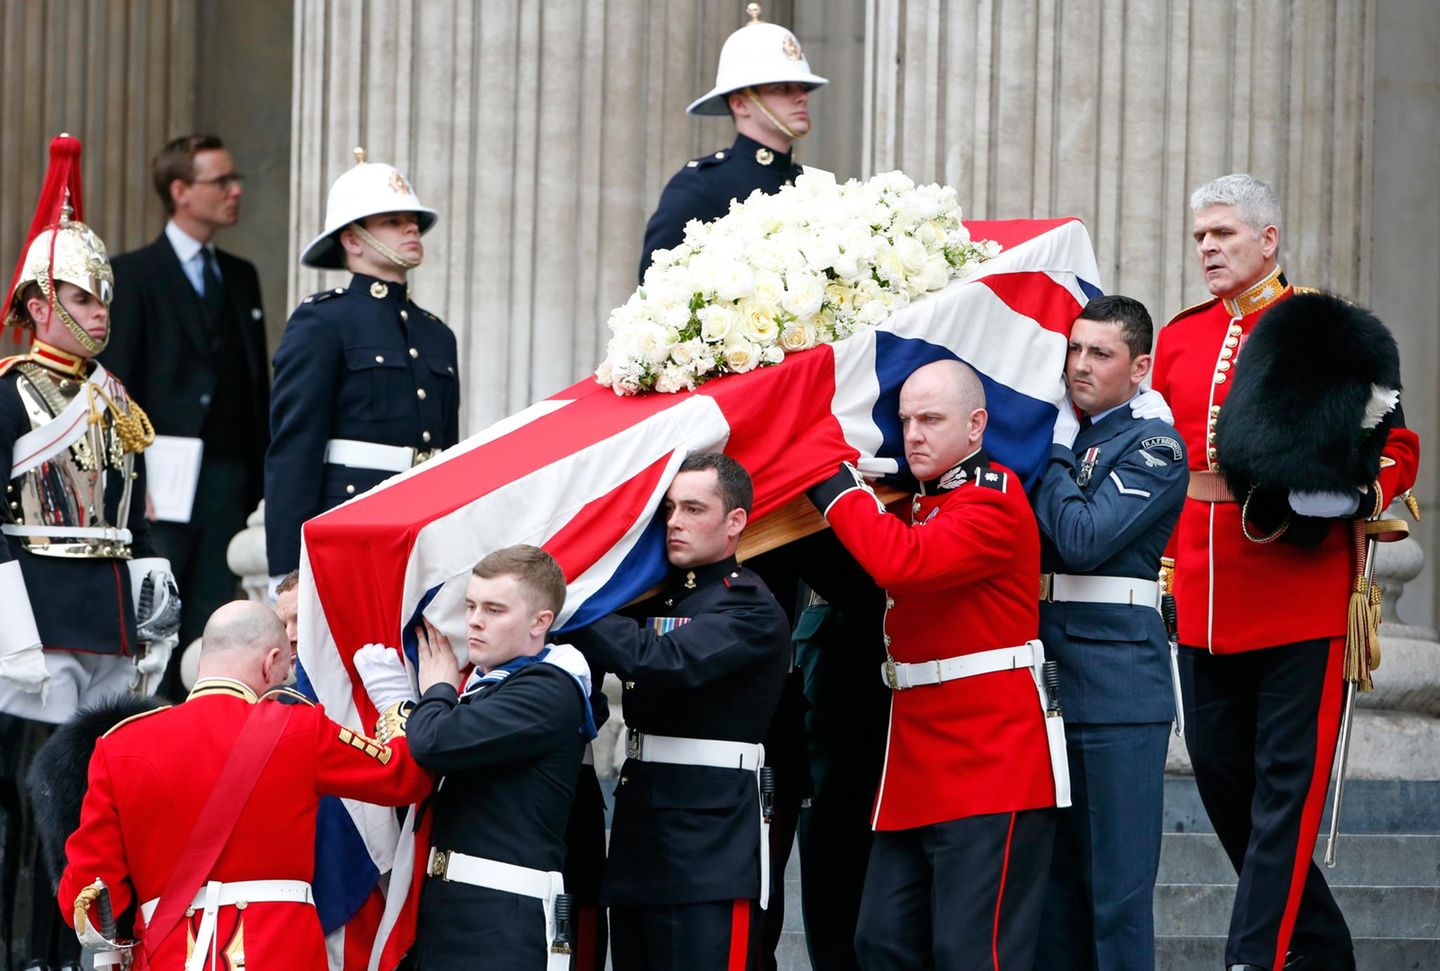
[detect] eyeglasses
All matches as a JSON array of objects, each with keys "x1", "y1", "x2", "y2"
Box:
[{"x1": 191, "y1": 173, "x2": 245, "y2": 191}]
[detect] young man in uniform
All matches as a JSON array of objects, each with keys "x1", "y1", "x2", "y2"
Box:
[
  {"x1": 59, "y1": 601, "x2": 432, "y2": 968},
  {"x1": 567, "y1": 453, "x2": 791, "y2": 971},
  {"x1": 806, "y1": 359, "x2": 1066, "y2": 970},
  {"x1": 265, "y1": 149, "x2": 459, "y2": 587},
  {"x1": 355, "y1": 545, "x2": 594, "y2": 969},
  {"x1": 0, "y1": 134, "x2": 179, "y2": 969},
  {"x1": 638, "y1": 5, "x2": 826, "y2": 280},
  {"x1": 1032, "y1": 295, "x2": 1188, "y2": 970},
  {"x1": 1152, "y1": 174, "x2": 1419, "y2": 971}
]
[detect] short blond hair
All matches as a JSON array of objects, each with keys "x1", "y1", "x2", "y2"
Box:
[{"x1": 472, "y1": 545, "x2": 566, "y2": 617}]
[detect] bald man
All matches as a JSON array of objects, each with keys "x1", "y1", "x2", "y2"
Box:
[
  {"x1": 806, "y1": 359, "x2": 1065, "y2": 970},
  {"x1": 58, "y1": 602, "x2": 432, "y2": 968}
]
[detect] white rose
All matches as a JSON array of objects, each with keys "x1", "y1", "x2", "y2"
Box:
[
  {"x1": 594, "y1": 357, "x2": 614, "y2": 387},
  {"x1": 713, "y1": 261, "x2": 755, "y2": 301},
  {"x1": 625, "y1": 321, "x2": 672, "y2": 367},
  {"x1": 894, "y1": 235, "x2": 929, "y2": 276},
  {"x1": 722, "y1": 337, "x2": 759, "y2": 373},
  {"x1": 748, "y1": 241, "x2": 788, "y2": 274},
  {"x1": 781, "y1": 271, "x2": 826, "y2": 319},
  {"x1": 737, "y1": 299, "x2": 781, "y2": 344},
  {"x1": 751, "y1": 270, "x2": 785, "y2": 306},
  {"x1": 824, "y1": 282, "x2": 854, "y2": 313},
  {"x1": 922, "y1": 253, "x2": 952, "y2": 291},
  {"x1": 779, "y1": 321, "x2": 818, "y2": 353},
  {"x1": 762, "y1": 345, "x2": 785, "y2": 365},
  {"x1": 813, "y1": 306, "x2": 838, "y2": 342},
  {"x1": 698, "y1": 305, "x2": 739, "y2": 343}
]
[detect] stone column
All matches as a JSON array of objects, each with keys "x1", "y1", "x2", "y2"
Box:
[{"x1": 862, "y1": 0, "x2": 1378, "y2": 327}]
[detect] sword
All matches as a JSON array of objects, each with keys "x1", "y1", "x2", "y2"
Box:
[
  {"x1": 1324, "y1": 528, "x2": 1379, "y2": 868},
  {"x1": 73, "y1": 878, "x2": 136, "y2": 968}
]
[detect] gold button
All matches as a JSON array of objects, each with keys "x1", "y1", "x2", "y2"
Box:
[
  {"x1": 1210, "y1": 405, "x2": 1221, "y2": 415},
  {"x1": 1225, "y1": 337, "x2": 1239, "y2": 348},
  {"x1": 624, "y1": 681, "x2": 635, "y2": 690},
  {"x1": 416, "y1": 388, "x2": 427, "y2": 400},
  {"x1": 619, "y1": 777, "x2": 628, "y2": 786},
  {"x1": 374, "y1": 354, "x2": 385, "y2": 363},
  {"x1": 1208, "y1": 448, "x2": 1218, "y2": 459},
  {"x1": 400, "y1": 309, "x2": 409, "y2": 321},
  {"x1": 334, "y1": 287, "x2": 344, "y2": 294},
  {"x1": 1219, "y1": 348, "x2": 1233, "y2": 361},
  {"x1": 346, "y1": 484, "x2": 356, "y2": 495},
  {"x1": 886, "y1": 597, "x2": 895, "y2": 609},
  {"x1": 714, "y1": 151, "x2": 725, "y2": 158},
  {"x1": 410, "y1": 347, "x2": 419, "y2": 358},
  {"x1": 1214, "y1": 373, "x2": 1227, "y2": 384},
  {"x1": 1216, "y1": 361, "x2": 1231, "y2": 372},
  {"x1": 883, "y1": 635, "x2": 892, "y2": 647},
  {"x1": 422, "y1": 431, "x2": 432, "y2": 443},
  {"x1": 1228, "y1": 323, "x2": 1242, "y2": 336}
]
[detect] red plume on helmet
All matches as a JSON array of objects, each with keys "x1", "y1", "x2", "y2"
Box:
[{"x1": 4, "y1": 133, "x2": 87, "y2": 343}]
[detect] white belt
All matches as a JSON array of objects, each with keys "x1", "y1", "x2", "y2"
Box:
[
  {"x1": 323, "y1": 438, "x2": 436, "y2": 473},
  {"x1": 2, "y1": 524, "x2": 133, "y2": 543},
  {"x1": 882, "y1": 640, "x2": 1073, "y2": 811},
  {"x1": 624, "y1": 730, "x2": 771, "y2": 910},
  {"x1": 882, "y1": 641, "x2": 1041, "y2": 691},
  {"x1": 139, "y1": 879, "x2": 313, "y2": 971},
  {"x1": 427, "y1": 849, "x2": 570, "y2": 969},
  {"x1": 1040, "y1": 573, "x2": 1161, "y2": 610}
]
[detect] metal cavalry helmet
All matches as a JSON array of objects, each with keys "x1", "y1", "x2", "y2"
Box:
[
  {"x1": 4, "y1": 134, "x2": 115, "y2": 354},
  {"x1": 301, "y1": 147, "x2": 438, "y2": 269},
  {"x1": 686, "y1": 3, "x2": 828, "y2": 116}
]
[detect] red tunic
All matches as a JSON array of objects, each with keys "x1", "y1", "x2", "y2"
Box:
[
  {"x1": 58, "y1": 679, "x2": 434, "y2": 969},
  {"x1": 823, "y1": 457, "x2": 1057, "y2": 831},
  {"x1": 1151, "y1": 269, "x2": 1420, "y2": 653}
]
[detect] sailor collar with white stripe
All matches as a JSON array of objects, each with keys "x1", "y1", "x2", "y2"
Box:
[{"x1": 918, "y1": 447, "x2": 993, "y2": 495}]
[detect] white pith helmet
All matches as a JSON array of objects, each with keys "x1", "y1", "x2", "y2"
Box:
[
  {"x1": 686, "y1": 3, "x2": 827, "y2": 117},
  {"x1": 301, "y1": 147, "x2": 438, "y2": 269}
]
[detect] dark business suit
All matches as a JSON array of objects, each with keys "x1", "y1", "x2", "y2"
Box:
[
  {"x1": 1030, "y1": 406, "x2": 1187, "y2": 971},
  {"x1": 102, "y1": 232, "x2": 270, "y2": 693}
]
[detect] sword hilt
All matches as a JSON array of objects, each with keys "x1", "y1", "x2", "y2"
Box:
[
  {"x1": 1161, "y1": 593, "x2": 1179, "y2": 642},
  {"x1": 550, "y1": 893, "x2": 574, "y2": 954},
  {"x1": 94, "y1": 879, "x2": 117, "y2": 940},
  {"x1": 759, "y1": 766, "x2": 777, "y2": 822}
]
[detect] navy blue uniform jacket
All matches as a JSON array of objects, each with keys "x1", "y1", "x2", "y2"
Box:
[
  {"x1": 567, "y1": 557, "x2": 790, "y2": 907},
  {"x1": 1030, "y1": 408, "x2": 1187, "y2": 724},
  {"x1": 639, "y1": 134, "x2": 803, "y2": 281},
  {"x1": 264, "y1": 273, "x2": 459, "y2": 576}
]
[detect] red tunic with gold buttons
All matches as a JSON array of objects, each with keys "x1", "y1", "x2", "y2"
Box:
[
  {"x1": 58, "y1": 678, "x2": 434, "y2": 969},
  {"x1": 1151, "y1": 268, "x2": 1420, "y2": 653},
  {"x1": 821, "y1": 453, "x2": 1057, "y2": 831}
]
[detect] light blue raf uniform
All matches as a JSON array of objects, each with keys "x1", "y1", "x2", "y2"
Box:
[{"x1": 1031, "y1": 402, "x2": 1187, "y2": 971}]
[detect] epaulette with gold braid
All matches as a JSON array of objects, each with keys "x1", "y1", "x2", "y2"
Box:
[
  {"x1": 1166, "y1": 296, "x2": 1219, "y2": 326},
  {"x1": 0, "y1": 354, "x2": 30, "y2": 379},
  {"x1": 102, "y1": 705, "x2": 172, "y2": 737}
]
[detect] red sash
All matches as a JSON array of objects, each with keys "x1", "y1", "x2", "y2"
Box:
[{"x1": 142, "y1": 701, "x2": 291, "y2": 959}]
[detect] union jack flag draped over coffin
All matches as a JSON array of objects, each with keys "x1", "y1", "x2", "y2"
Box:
[{"x1": 295, "y1": 217, "x2": 1102, "y2": 969}]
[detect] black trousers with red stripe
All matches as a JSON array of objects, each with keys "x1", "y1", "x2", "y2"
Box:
[
  {"x1": 1179, "y1": 638, "x2": 1354, "y2": 969},
  {"x1": 610, "y1": 899, "x2": 760, "y2": 971},
  {"x1": 854, "y1": 809, "x2": 1056, "y2": 971}
]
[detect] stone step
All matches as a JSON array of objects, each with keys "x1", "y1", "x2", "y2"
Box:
[
  {"x1": 1154, "y1": 883, "x2": 1440, "y2": 939},
  {"x1": 1156, "y1": 936, "x2": 1440, "y2": 971},
  {"x1": 1162, "y1": 775, "x2": 1440, "y2": 834},
  {"x1": 1158, "y1": 832, "x2": 1440, "y2": 887}
]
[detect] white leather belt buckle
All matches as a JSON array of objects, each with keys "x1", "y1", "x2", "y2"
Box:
[
  {"x1": 324, "y1": 438, "x2": 416, "y2": 473},
  {"x1": 428, "y1": 848, "x2": 557, "y2": 900},
  {"x1": 625, "y1": 729, "x2": 764, "y2": 771},
  {"x1": 881, "y1": 641, "x2": 1042, "y2": 691},
  {"x1": 1042, "y1": 573, "x2": 1161, "y2": 610}
]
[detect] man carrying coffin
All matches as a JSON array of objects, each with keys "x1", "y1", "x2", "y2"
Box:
[
  {"x1": 805, "y1": 359, "x2": 1065, "y2": 970},
  {"x1": 567, "y1": 453, "x2": 791, "y2": 971}
]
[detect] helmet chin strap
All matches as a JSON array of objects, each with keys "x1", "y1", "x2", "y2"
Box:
[
  {"x1": 349, "y1": 221, "x2": 422, "y2": 270},
  {"x1": 744, "y1": 87, "x2": 806, "y2": 143},
  {"x1": 37, "y1": 274, "x2": 107, "y2": 355}
]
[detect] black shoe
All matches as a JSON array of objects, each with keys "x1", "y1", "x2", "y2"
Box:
[{"x1": 1284, "y1": 952, "x2": 1357, "y2": 971}]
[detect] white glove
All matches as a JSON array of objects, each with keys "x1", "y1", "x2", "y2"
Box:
[
  {"x1": 1129, "y1": 388, "x2": 1174, "y2": 423},
  {"x1": 354, "y1": 643, "x2": 416, "y2": 709},
  {"x1": 1289, "y1": 489, "x2": 1362, "y2": 518},
  {"x1": 0, "y1": 645, "x2": 50, "y2": 694},
  {"x1": 1052, "y1": 396, "x2": 1081, "y2": 449},
  {"x1": 135, "y1": 636, "x2": 176, "y2": 676}
]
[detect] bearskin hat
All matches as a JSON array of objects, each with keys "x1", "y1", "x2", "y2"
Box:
[
  {"x1": 25, "y1": 694, "x2": 167, "y2": 887},
  {"x1": 1214, "y1": 291, "x2": 1401, "y2": 545}
]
